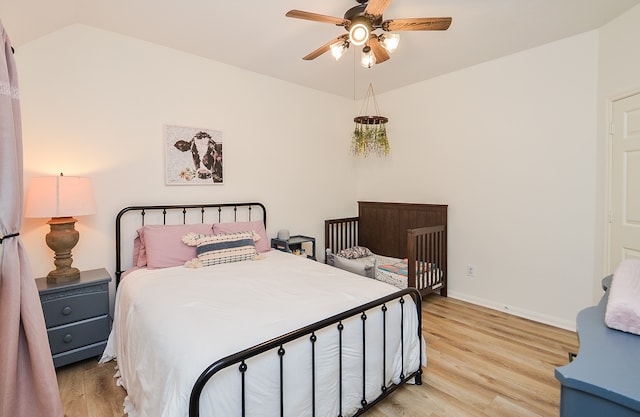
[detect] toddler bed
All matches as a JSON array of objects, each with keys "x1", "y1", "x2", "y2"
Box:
[
  {"x1": 103, "y1": 203, "x2": 425, "y2": 417},
  {"x1": 326, "y1": 249, "x2": 443, "y2": 291},
  {"x1": 325, "y1": 201, "x2": 447, "y2": 298}
]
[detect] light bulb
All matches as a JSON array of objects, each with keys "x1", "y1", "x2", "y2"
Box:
[
  {"x1": 360, "y1": 46, "x2": 376, "y2": 68},
  {"x1": 380, "y1": 33, "x2": 400, "y2": 53},
  {"x1": 349, "y1": 23, "x2": 369, "y2": 46},
  {"x1": 330, "y1": 40, "x2": 349, "y2": 60}
]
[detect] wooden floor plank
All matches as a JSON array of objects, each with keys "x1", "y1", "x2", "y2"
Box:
[
  {"x1": 56, "y1": 295, "x2": 578, "y2": 417},
  {"x1": 56, "y1": 361, "x2": 88, "y2": 417}
]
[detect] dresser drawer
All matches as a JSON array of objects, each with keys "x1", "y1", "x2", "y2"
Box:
[
  {"x1": 47, "y1": 315, "x2": 110, "y2": 355},
  {"x1": 41, "y1": 290, "x2": 108, "y2": 328}
]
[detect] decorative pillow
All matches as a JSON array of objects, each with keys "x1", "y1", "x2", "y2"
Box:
[
  {"x1": 183, "y1": 231, "x2": 259, "y2": 267},
  {"x1": 337, "y1": 246, "x2": 373, "y2": 259},
  {"x1": 137, "y1": 223, "x2": 214, "y2": 268},
  {"x1": 213, "y1": 221, "x2": 269, "y2": 253}
]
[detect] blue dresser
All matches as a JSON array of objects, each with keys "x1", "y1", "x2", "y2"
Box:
[{"x1": 555, "y1": 276, "x2": 640, "y2": 417}]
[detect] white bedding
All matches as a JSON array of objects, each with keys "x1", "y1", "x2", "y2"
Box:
[{"x1": 101, "y1": 250, "x2": 424, "y2": 417}]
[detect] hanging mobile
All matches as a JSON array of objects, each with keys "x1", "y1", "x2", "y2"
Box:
[{"x1": 352, "y1": 83, "x2": 390, "y2": 157}]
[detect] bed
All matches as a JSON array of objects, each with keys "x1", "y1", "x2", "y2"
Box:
[
  {"x1": 102, "y1": 203, "x2": 425, "y2": 417},
  {"x1": 325, "y1": 201, "x2": 447, "y2": 298}
]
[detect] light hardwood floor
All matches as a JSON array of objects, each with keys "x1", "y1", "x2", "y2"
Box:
[{"x1": 57, "y1": 295, "x2": 578, "y2": 417}]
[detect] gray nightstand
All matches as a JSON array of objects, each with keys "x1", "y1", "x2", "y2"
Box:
[
  {"x1": 271, "y1": 235, "x2": 316, "y2": 260},
  {"x1": 36, "y1": 268, "x2": 111, "y2": 368}
]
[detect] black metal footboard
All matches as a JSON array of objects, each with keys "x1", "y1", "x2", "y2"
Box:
[{"x1": 189, "y1": 288, "x2": 423, "y2": 417}]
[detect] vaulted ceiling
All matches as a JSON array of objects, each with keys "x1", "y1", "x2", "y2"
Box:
[{"x1": 2, "y1": 0, "x2": 639, "y2": 98}]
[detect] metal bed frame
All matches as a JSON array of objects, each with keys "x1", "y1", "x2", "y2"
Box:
[{"x1": 114, "y1": 203, "x2": 424, "y2": 417}]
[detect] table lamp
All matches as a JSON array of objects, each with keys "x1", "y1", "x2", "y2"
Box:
[{"x1": 24, "y1": 174, "x2": 96, "y2": 283}]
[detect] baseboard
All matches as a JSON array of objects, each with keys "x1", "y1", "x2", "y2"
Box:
[{"x1": 446, "y1": 291, "x2": 576, "y2": 332}]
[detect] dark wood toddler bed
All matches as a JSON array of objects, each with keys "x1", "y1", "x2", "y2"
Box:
[
  {"x1": 107, "y1": 202, "x2": 425, "y2": 417},
  {"x1": 325, "y1": 201, "x2": 448, "y2": 298}
]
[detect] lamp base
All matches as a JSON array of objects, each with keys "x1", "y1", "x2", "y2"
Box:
[
  {"x1": 47, "y1": 267, "x2": 80, "y2": 283},
  {"x1": 45, "y1": 217, "x2": 81, "y2": 283}
]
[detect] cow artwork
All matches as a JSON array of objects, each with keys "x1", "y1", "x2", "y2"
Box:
[{"x1": 165, "y1": 125, "x2": 223, "y2": 184}]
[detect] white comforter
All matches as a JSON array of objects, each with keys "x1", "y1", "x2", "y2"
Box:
[{"x1": 101, "y1": 250, "x2": 424, "y2": 417}]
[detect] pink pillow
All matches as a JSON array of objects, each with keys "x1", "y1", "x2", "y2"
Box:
[
  {"x1": 213, "y1": 221, "x2": 269, "y2": 253},
  {"x1": 133, "y1": 235, "x2": 144, "y2": 267},
  {"x1": 138, "y1": 223, "x2": 213, "y2": 268}
]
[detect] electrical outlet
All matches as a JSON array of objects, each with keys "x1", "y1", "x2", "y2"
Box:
[{"x1": 466, "y1": 264, "x2": 476, "y2": 277}]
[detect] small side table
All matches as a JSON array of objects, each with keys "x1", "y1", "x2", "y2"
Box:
[
  {"x1": 36, "y1": 268, "x2": 112, "y2": 368},
  {"x1": 271, "y1": 235, "x2": 316, "y2": 261}
]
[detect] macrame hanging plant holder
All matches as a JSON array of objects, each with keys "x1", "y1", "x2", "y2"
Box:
[{"x1": 352, "y1": 83, "x2": 390, "y2": 157}]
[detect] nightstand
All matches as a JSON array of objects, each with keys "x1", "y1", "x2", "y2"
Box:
[
  {"x1": 36, "y1": 268, "x2": 111, "y2": 368},
  {"x1": 271, "y1": 235, "x2": 316, "y2": 260}
]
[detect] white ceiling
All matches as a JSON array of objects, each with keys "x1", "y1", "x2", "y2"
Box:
[{"x1": 2, "y1": 0, "x2": 639, "y2": 99}]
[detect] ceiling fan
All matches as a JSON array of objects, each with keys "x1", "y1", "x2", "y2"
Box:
[{"x1": 285, "y1": 0, "x2": 452, "y2": 68}]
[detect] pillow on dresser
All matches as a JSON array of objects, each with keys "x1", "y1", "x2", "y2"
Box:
[
  {"x1": 213, "y1": 220, "x2": 269, "y2": 253},
  {"x1": 182, "y1": 231, "x2": 259, "y2": 267},
  {"x1": 136, "y1": 223, "x2": 214, "y2": 268}
]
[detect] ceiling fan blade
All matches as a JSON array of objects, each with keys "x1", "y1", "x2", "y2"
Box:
[
  {"x1": 368, "y1": 36, "x2": 390, "y2": 64},
  {"x1": 286, "y1": 10, "x2": 348, "y2": 26},
  {"x1": 364, "y1": 0, "x2": 393, "y2": 17},
  {"x1": 383, "y1": 17, "x2": 452, "y2": 31},
  {"x1": 303, "y1": 34, "x2": 349, "y2": 60}
]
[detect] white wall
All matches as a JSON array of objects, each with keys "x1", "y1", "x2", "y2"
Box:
[
  {"x1": 355, "y1": 32, "x2": 600, "y2": 329},
  {"x1": 596, "y1": 4, "x2": 640, "y2": 297},
  {"x1": 17, "y1": 25, "x2": 356, "y2": 296},
  {"x1": 16, "y1": 6, "x2": 640, "y2": 331}
]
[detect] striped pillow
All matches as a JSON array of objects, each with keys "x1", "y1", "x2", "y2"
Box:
[{"x1": 183, "y1": 231, "x2": 258, "y2": 267}]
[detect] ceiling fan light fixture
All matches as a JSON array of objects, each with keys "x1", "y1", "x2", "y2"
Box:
[
  {"x1": 360, "y1": 45, "x2": 376, "y2": 68},
  {"x1": 330, "y1": 40, "x2": 349, "y2": 60},
  {"x1": 349, "y1": 22, "x2": 369, "y2": 46},
  {"x1": 380, "y1": 33, "x2": 400, "y2": 53}
]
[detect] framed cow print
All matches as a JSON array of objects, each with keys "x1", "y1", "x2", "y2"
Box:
[{"x1": 165, "y1": 124, "x2": 223, "y2": 185}]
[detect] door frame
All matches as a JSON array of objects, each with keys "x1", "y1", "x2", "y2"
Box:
[{"x1": 605, "y1": 88, "x2": 640, "y2": 274}]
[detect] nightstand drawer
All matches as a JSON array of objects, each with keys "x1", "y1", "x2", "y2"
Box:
[
  {"x1": 47, "y1": 315, "x2": 110, "y2": 355},
  {"x1": 41, "y1": 290, "x2": 108, "y2": 328},
  {"x1": 52, "y1": 341, "x2": 108, "y2": 368}
]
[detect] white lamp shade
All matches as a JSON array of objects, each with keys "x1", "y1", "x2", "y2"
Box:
[
  {"x1": 25, "y1": 175, "x2": 96, "y2": 218},
  {"x1": 330, "y1": 40, "x2": 349, "y2": 60},
  {"x1": 380, "y1": 33, "x2": 400, "y2": 53},
  {"x1": 361, "y1": 47, "x2": 376, "y2": 68}
]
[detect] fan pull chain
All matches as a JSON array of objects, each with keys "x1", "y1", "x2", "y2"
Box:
[{"x1": 353, "y1": 48, "x2": 357, "y2": 101}]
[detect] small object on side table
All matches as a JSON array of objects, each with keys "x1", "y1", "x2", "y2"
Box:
[
  {"x1": 271, "y1": 235, "x2": 316, "y2": 261},
  {"x1": 36, "y1": 268, "x2": 111, "y2": 368}
]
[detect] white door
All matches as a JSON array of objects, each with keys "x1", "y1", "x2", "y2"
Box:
[{"x1": 610, "y1": 92, "x2": 640, "y2": 269}]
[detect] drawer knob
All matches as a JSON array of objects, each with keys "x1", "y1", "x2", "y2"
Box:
[
  {"x1": 63, "y1": 333, "x2": 73, "y2": 343},
  {"x1": 62, "y1": 306, "x2": 72, "y2": 316}
]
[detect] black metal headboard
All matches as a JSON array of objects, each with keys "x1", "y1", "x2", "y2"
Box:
[{"x1": 115, "y1": 202, "x2": 266, "y2": 287}]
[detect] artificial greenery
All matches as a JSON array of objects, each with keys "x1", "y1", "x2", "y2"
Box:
[{"x1": 351, "y1": 123, "x2": 390, "y2": 157}]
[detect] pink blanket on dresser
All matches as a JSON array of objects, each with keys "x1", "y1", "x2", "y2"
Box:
[{"x1": 605, "y1": 259, "x2": 640, "y2": 335}]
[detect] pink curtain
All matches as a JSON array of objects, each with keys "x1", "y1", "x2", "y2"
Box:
[{"x1": 0, "y1": 21, "x2": 64, "y2": 417}]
